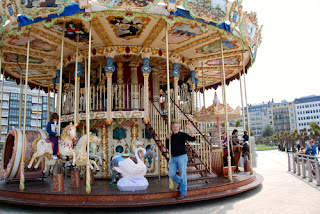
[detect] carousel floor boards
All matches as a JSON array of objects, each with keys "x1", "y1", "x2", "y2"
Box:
[{"x1": 0, "y1": 171, "x2": 263, "y2": 208}]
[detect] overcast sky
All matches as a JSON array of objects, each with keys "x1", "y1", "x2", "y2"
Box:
[{"x1": 205, "y1": 0, "x2": 320, "y2": 108}]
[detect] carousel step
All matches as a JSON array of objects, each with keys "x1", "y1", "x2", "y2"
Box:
[
  {"x1": 187, "y1": 169, "x2": 206, "y2": 174},
  {"x1": 187, "y1": 176, "x2": 212, "y2": 182},
  {"x1": 187, "y1": 163, "x2": 202, "y2": 167}
]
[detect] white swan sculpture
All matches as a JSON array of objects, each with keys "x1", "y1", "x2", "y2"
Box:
[{"x1": 114, "y1": 147, "x2": 148, "y2": 191}]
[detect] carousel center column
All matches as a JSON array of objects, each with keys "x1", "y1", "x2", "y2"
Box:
[
  {"x1": 152, "y1": 68, "x2": 160, "y2": 110},
  {"x1": 189, "y1": 63, "x2": 196, "y2": 114},
  {"x1": 101, "y1": 123, "x2": 109, "y2": 178},
  {"x1": 117, "y1": 62, "x2": 124, "y2": 110},
  {"x1": 172, "y1": 55, "x2": 180, "y2": 122},
  {"x1": 141, "y1": 49, "x2": 152, "y2": 124},
  {"x1": 104, "y1": 48, "x2": 116, "y2": 125},
  {"x1": 129, "y1": 63, "x2": 139, "y2": 110},
  {"x1": 74, "y1": 54, "x2": 83, "y2": 123}
]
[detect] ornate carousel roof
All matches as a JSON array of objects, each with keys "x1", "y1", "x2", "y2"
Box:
[{"x1": 0, "y1": 0, "x2": 262, "y2": 91}]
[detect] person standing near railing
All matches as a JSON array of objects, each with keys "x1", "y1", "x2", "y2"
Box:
[
  {"x1": 166, "y1": 121, "x2": 195, "y2": 200},
  {"x1": 306, "y1": 140, "x2": 317, "y2": 156}
]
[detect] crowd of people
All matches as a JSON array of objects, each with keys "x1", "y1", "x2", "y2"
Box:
[{"x1": 296, "y1": 139, "x2": 320, "y2": 156}]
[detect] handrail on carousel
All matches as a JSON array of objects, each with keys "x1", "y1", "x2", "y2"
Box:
[
  {"x1": 169, "y1": 96, "x2": 211, "y2": 146},
  {"x1": 149, "y1": 99, "x2": 213, "y2": 174}
]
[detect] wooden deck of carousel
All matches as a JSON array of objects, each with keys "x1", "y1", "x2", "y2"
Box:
[{"x1": 0, "y1": 171, "x2": 262, "y2": 208}]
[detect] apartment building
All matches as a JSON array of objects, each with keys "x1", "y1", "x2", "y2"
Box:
[{"x1": 295, "y1": 95, "x2": 320, "y2": 132}]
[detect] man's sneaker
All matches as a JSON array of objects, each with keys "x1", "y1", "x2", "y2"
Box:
[
  {"x1": 52, "y1": 155, "x2": 58, "y2": 160},
  {"x1": 176, "y1": 194, "x2": 186, "y2": 200}
]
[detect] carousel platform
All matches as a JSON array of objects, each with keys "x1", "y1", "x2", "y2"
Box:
[{"x1": 0, "y1": 171, "x2": 263, "y2": 208}]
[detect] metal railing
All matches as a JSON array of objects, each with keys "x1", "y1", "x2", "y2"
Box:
[
  {"x1": 112, "y1": 83, "x2": 144, "y2": 111},
  {"x1": 287, "y1": 152, "x2": 320, "y2": 185},
  {"x1": 61, "y1": 83, "x2": 144, "y2": 114}
]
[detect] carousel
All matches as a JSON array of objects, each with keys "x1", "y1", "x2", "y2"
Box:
[{"x1": 0, "y1": 0, "x2": 263, "y2": 207}]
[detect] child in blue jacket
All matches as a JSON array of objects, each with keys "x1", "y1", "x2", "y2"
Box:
[{"x1": 46, "y1": 113, "x2": 59, "y2": 159}]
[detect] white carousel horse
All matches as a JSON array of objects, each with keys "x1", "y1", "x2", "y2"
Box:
[
  {"x1": 27, "y1": 123, "x2": 78, "y2": 172},
  {"x1": 89, "y1": 141, "x2": 106, "y2": 165},
  {"x1": 73, "y1": 133, "x2": 102, "y2": 170}
]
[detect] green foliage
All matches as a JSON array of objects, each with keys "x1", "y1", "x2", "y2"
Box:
[
  {"x1": 235, "y1": 120, "x2": 241, "y2": 127},
  {"x1": 262, "y1": 125, "x2": 275, "y2": 137}
]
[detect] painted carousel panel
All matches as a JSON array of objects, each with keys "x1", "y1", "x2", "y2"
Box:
[
  {"x1": 8, "y1": 34, "x2": 57, "y2": 52},
  {"x1": 107, "y1": 16, "x2": 151, "y2": 40},
  {"x1": 4, "y1": 53, "x2": 44, "y2": 64},
  {"x1": 47, "y1": 20, "x2": 92, "y2": 42},
  {"x1": 165, "y1": 22, "x2": 203, "y2": 44},
  {"x1": 184, "y1": 0, "x2": 227, "y2": 22},
  {"x1": 196, "y1": 40, "x2": 238, "y2": 54},
  {"x1": 206, "y1": 56, "x2": 240, "y2": 66}
]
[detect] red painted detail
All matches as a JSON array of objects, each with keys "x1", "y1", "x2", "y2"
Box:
[
  {"x1": 125, "y1": 46, "x2": 130, "y2": 53},
  {"x1": 158, "y1": 50, "x2": 162, "y2": 56}
]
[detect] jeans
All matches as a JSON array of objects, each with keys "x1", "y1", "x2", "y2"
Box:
[
  {"x1": 50, "y1": 136, "x2": 59, "y2": 155},
  {"x1": 168, "y1": 154, "x2": 188, "y2": 196}
]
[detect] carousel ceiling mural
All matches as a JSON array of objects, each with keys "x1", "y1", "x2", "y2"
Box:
[{"x1": 0, "y1": 0, "x2": 262, "y2": 90}]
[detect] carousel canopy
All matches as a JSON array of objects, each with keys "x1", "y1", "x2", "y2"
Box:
[
  {"x1": 0, "y1": 0, "x2": 262, "y2": 91},
  {"x1": 194, "y1": 92, "x2": 241, "y2": 122}
]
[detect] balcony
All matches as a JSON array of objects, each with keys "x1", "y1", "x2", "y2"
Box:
[
  {"x1": 32, "y1": 97, "x2": 42, "y2": 104},
  {"x1": 1, "y1": 119, "x2": 8, "y2": 125},
  {"x1": 2, "y1": 94, "x2": 9, "y2": 100},
  {"x1": 31, "y1": 121, "x2": 42, "y2": 127}
]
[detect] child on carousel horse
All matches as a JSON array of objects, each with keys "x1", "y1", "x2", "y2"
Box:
[{"x1": 46, "y1": 113, "x2": 59, "y2": 160}]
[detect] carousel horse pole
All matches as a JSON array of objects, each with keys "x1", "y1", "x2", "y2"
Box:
[
  {"x1": 85, "y1": 21, "x2": 93, "y2": 194},
  {"x1": 20, "y1": 30, "x2": 31, "y2": 191},
  {"x1": 165, "y1": 21, "x2": 174, "y2": 191},
  {"x1": 243, "y1": 52, "x2": 254, "y2": 175},
  {"x1": 0, "y1": 48, "x2": 3, "y2": 136},
  {"x1": 220, "y1": 35, "x2": 232, "y2": 182}
]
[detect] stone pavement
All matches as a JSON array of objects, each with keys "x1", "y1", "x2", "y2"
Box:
[{"x1": 0, "y1": 150, "x2": 319, "y2": 214}]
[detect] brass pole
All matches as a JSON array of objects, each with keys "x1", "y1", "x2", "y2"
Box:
[
  {"x1": 20, "y1": 30, "x2": 31, "y2": 191},
  {"x1": 74, "y1": 33, "x2": 79, "y2": 125},
  {"x1": 86, "y1": 21, "x2": 92, "y2": 194},
  {"x1": 165, "y1": 22, "x2": 174, "y2": 191},
  {"x1": 220, "y1": 35, "x2": 232, "y2": 182},
  {"x1": 242, "y1": 53, "x2": 253, "y2": 174},
  {"x1": 58, "y1": 22, "x2": 65, "y2": 135}
]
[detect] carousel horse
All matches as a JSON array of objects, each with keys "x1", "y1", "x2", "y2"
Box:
[
  {"x1": 109, "y1": 144, "x2": 158, "y2": 186},
  {"x1": 89, "y1": 141, "x2": 106, "y2": 165},
  {"x1": 27, "y1": 123, "x2": 78, "y2": 172},
  {"x1": 73, "y1": 133, "x2": 102, "y2": 170}
]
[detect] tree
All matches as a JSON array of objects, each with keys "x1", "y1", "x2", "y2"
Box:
[
  {"x1": 310, "y1": 122, "x2": 320, "y2": 141},
  {"x1": 262, "y1": 125, "x2": 275, "y2": 138},
  {"x1": 297, "y1": 128, "x2": 309, "y2": 147},
  {"x1": 235, "y1": 120, "x2": 241, "y2": 127}
]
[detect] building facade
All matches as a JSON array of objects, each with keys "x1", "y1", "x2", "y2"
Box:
[
  {"x1": 269, "y1": 101, "x2": 296, "y2": 132},
  {"x1": 295, "y1": 95, "x2": 320, "y2": 132},
  {"x1": 0, "y1": 79, "x2": 54, "y2": 144}
]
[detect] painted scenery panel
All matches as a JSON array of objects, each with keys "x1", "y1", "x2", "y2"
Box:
[
  {"x1": 107, "y1": 17, "x2": 150, "y2": 40},
  {"x1": 167, "y1": 23, "x2": 203, "y2": 44},
  {"x1": 206, "y1": 57, "x2": 240, "y2": 66},
  {"x1": 8, "y1": 35, "x2": 56, "y2": 52},
  {"x1": 48, "y1": 21, "x2": 91, "y2": 42},
  {"x1": 197, "y1": 40, "x2": 238, "y2": 54},
  {"x1": 186, "y1": 0, "x2": 227, "y2": 22},
  {"x1": 4, "y1": 53, "x2": 44, "y2": 64}
]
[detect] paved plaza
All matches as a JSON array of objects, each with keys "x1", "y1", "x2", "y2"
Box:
[{"x1": 0, "y1": 150, "x2": 319, "y2": 214}]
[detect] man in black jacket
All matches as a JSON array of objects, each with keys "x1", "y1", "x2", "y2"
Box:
[{"x1": 166, "y1": 121, "x2": 195, "y2": 200}]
